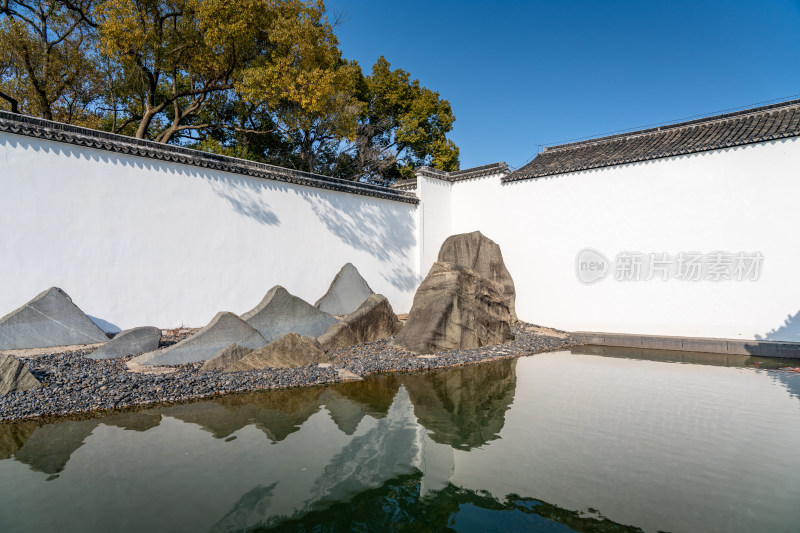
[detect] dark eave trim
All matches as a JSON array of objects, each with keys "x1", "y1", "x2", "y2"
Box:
[
  {"x1": 415, "y1": 162, "x2": 509, "y2": 182},
  {"x1": 0, "y1": 111, "x2": 419, "y2": 205}
]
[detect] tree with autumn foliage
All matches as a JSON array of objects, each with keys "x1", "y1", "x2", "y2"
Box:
[{"x1": 0, "y1": 0, "x2": 460, "y2": 181}]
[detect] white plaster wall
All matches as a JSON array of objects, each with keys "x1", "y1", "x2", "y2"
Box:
[
  {"x1": 446, "y1": 138, "x2": 800, "y2": 342},
  {"x1": 416, "y1": 175, "x2": 452, "y2": 277},
  {"x1": 0, "y1": 133, "x2": 420, "y2": 330}
]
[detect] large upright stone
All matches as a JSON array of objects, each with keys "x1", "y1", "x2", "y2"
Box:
[
  {"x1": 0, "y1": 354, "x2": 41, "y2": 396},
  {"x1": 87, "y1": 327, "x2": 162, "y2": 360},
  {"x1": 242, "y1": 286, "x2": 338, "y2": 342},
  {"x1": 0, "y1": 287, "x2": 108, "y2": 350},
  {"x1": 392, "y1": 262, "x2": 514, "y2": 354},
  {"x1": 318, "y1": 294, "x2": 403, "y2": 352},
  {"x1": 315, "y1": 263, "x2": 374, "y2": 316},
  {"x1": 227, "y1": 333, "x2": 331, "y2": 371},
  {"x1": 132, "y1": 312, "x2": 266, "y2": 365},
  {"x1": 438, "y1": 231, "x2": 517, "y2": 320}
]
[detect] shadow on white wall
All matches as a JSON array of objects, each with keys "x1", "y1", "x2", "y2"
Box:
[
  {"x1": 756, "y1": 310, "x2": 800, "y2": 342},
  {"x1": 206, "y1": 175, "x2": 281, "y2": 227},
  {"x1": 301, "y1": 191, "x2": 419, "y2": 291}
]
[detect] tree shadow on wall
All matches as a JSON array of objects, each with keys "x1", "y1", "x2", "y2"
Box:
[
  {"x1": 756, "y1": 310, "x2": 800, "y2": 342},
  {"x1": 5, "y1": 138, "x2": 282, "y2": 227},
  {"x1": 205, "y1": 174, "x2": 281, "y2": 227},
  {"x1": 301, "y1": 191, "x2": 419, "y2": 291}
]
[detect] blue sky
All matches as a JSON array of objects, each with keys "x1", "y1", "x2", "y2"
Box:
[{"x1": 325, "y1": 0, "x2": 800, "y2": 170}]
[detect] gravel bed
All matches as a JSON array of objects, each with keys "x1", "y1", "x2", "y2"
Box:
[
  {"x1": 330, "y1": 322, "x2": 578, "y2": 375},
  {"x1": 1, "y1": 322, "x2": 579, "y2": 421}
]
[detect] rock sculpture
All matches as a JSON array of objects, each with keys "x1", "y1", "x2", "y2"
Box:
[
  {"x1": 318, "y1": 294, "x2": 403, "y2": 352},
  {"x1": 315, "y1": 263, "x2": 374, "y2": 316},
  {"x1": 392, "y1": 262, "x2": 514, "y2": 354}
]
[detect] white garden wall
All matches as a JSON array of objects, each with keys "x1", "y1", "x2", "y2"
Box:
[
  {"x1": 0, "y1": 130, "x2": 420, "y2": 331},
  {"x1": 440, "y1": 137, "x2": 800, "y2": 342},
  {"x1": 3, "y1": 111, "x2": 800, "y2": 343}
]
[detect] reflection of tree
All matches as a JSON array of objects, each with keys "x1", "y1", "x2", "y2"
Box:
[
  {"x1": 401, "y1": 358, "x2": 517, "y2": 450},
  {"x1": 163, "y1": 387, "x2": 325, "y2": 442},
  {"x1": 209, "y1": 483, "x2": 278, "y2": 533},
  {"x1": 258, "y1": 471, "x2": 644, "y2": 533}
]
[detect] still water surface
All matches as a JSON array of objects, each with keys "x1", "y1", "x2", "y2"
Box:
[{"x1": 1, "y1": 348, "x2": 800, "y2": 532}]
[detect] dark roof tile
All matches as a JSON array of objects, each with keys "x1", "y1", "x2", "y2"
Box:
[{"x1": 506, "y1": 99, "x2": 800, "y2": 182}]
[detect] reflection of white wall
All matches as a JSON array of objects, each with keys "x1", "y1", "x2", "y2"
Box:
[
  {"x1": 0, "y1": 134, "x2": 419, "y2": 329},
  {"x1": 436, "y1": 138, "x2": 800, "y2": 341},
  {"x1": 449, "y1": 352, "x2": 800, "y2": 533},
  {"x1": 4, "y1": 126, "x2": 800, "y2": 341}
]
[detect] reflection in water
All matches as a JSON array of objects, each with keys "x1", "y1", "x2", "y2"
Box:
[
  {"x1": 402, "y1": 358, "x2": 517, "y2": 450},
  {"x1": 261, "y1": 471, "x2": 643, "y2": 533},
  {"x1": 1, "y1": 351, "x2": 800, "y2": 532},
  {"x1": 161, "y1": 386, "x2": 324, "y2": 442},
  {"x1": 0, "y1": 361, "x2": 514, "y2": 472}
]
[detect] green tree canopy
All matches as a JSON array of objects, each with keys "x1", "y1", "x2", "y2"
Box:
[{"x1": 0, "y1": 0, "x2": 460, "y2": 181}]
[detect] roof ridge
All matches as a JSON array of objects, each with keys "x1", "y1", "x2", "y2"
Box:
[
  {"x1": 0, "y1": 110, "x2": 418, "y2": 204},
  {"x1": 544, "y1": 98, "x2": 800, "y2": 153},
  {"x1": 416, "y1": 162, "x2": 509, "y2": 182}
]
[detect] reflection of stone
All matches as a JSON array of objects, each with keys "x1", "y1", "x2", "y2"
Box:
[
  {"x1": 100, "y1": 411, "x2": 163, "y2": 432},
  {"x1": 393, "y1": 262, "x2": 514, "y2": 354},
  {"x1": 401, "y1": 358, "x2": 517, "y2": 450},
  {"x1": 163, "y1": 387, "x2": 324, "y2": 442},
  {"x1": 0, "y1": 419, "x2": 38, "y2": 460},
  {"x1": 320, "y1": 390, "x2": 369, "y2": 435},
  {"x1": 315, "y1": 263, "x2": 374, "y2": 316},
  {"x1": 13, "y1": 419, "x2": 100, "y2": 474},
  {"x1": 333, "y1": 375, "x2": 400, "y2": 419},
  {"x1": 320, "y1": 375, "x2": 400, "y2": 434},
  {"x1": 0, "y1": 287, "x2": 107, "y2": 349},
  {"x1": 308, "y1": 387, "x2": 424, "y2": 506}
]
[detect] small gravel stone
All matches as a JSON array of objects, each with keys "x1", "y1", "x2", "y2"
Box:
[{"x1": 0, "y1": 322, "x2": 579, "y2": 421}]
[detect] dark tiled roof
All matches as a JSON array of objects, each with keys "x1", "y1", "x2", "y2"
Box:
[
  {"x1": 0, "y1": 111, "x2": 418, "y2": 204},
  {"x1": 416, "y1": 162, "x2": 509, "y2": 182},
  {"x1": 391, "y1": 178, "x2": 418, "y2": 190},
  {"x1": 505, "y1": 99, "x2": 800, "y2": 182}
]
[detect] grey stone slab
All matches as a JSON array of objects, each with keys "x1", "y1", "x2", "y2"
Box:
[
  {"x1": 640, "y1": 335, "x2": 684, "y2": 351},
  {"x1": 242, "y1": 286, "x2": 338, "y2": 342},
  {"x1": 201, "y1": 344, "x2": 254, "y2": 372},
  {"x1": 86, "y1": 327, "x2": 162, "y2": 359},
  {"x1": 227, "y1": 333, "x2": 331, "y2": 371},
  {"x1": 315, "y1": 263, "x2": 375, "y2": 316},
  {"x1": 573, "y1": 331, "x2": 800, "y2": 359},
  {"x1": 0, "y1": 354, "x2": 41, "y2": 395},
  {"x1": 0, "y1": 287, "x2": 108, "y2": 350},
  {"x1": 132, "y1": 312, "x2": 266, "y2": 366},
  {"x1": 681, "y1": 338, "x2": 729, "y2": 354},
  {"x1": 318, "y1": 294, "x2": 403, "y2": 352}
]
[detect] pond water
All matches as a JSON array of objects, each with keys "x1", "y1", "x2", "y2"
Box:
[{"x1": 1, "y1": 347, "x2": 800, "y2": 532}]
